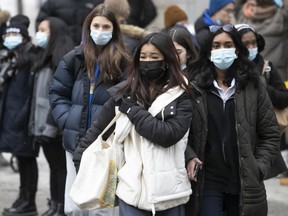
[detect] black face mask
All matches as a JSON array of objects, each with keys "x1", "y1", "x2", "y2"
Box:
[{"x1": 139, "y1": 60, "x2": 166, "y2": 80}]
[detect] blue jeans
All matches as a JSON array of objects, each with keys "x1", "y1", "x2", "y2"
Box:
[
  {"x1": 199, "y1": 189, "x2": 239, "y2": 216},
  {"x1": 119, "y1": 199, "x2": 185, "y2": 216}
]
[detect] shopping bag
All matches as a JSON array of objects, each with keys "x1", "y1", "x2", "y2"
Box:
[
  {"x1": 69, "y1": 113, "x2": 120, "y2": 210},
  {"x1": 274, "y1": 108, "x2": 288, "y2": 134}
]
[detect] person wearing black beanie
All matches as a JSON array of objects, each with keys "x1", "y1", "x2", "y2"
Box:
[{"x1": 0, "y1": 14, "x2": 40, "y2": 216}]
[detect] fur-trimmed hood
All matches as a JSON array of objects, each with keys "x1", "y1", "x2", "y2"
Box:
[
  {"x1": 0, "y1": 10, "x2": 10, "y2": 24},
  {"x1": 120, "y1": 24, "x2": 144, "y2": 39}
]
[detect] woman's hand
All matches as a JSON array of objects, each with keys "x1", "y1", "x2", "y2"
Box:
[{"x1": 187, "y1": 158, "x2": 203, "y2": 182}]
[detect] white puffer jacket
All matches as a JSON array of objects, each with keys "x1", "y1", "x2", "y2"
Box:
[{"x1": 114, "y1": 85, "x2": 192, "y2": 213}]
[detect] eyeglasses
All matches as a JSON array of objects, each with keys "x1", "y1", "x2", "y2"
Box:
[{"x1": 209, "y1": 24, "x2": 234, "y2": 33}]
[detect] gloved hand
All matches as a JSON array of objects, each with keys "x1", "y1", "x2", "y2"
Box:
[{"x1": 119, "y1": 96, "x2": 138, "y2": 114}]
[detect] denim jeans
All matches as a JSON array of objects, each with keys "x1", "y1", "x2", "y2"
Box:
[{"x1": 199, "y1": 189, "x2": 239, "y2": 216}]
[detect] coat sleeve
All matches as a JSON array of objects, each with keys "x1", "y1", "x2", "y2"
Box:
[
  {"x1": 49, "y1": 59, "x2": 74, "y2": 130},
  {"x1": 73, "y1": 98, "x2": 116, "y2": 170},
  {"x1": 126, "y1": 93, "x2": 193, "y2": 148},
  {"x1": 266, "y1": 62, "x2": 288, "y2": 109},
  {"x1": 255, "y1": 82, "x2": 281, "y2": 177}
]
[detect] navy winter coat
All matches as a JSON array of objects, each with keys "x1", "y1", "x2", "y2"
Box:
[{"x1": 49, "y1": 45, "x2": 124, "y2": 153}]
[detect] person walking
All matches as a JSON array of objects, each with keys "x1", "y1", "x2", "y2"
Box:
[
  {"x1": 30, "y1": 16, "x2": 75, "y2": 216},
  {"x1": 73, "y1": 31, "x2": 193, "y2": 216},
  {"x1": 49, "y1": 4, "x2": 130, "y2": 216},
  {"x1": 236, "y1": 23, "x2": 288, "y2": 181},
  {"x1": 167, "y1": 27, "x2": 199, "y2": 78},
  {"x1": 0, "y1": 8, "x2": 10, "y2": 168},
  {"x1": 0, "y1": 14, "x2": 39, "y2": 216},
  {"x1": 185, "y1": 24, "x2": 280, "y2": 216}
]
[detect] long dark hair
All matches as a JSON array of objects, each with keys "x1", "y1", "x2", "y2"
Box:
[
  {"x1": 120, "y1": 32, "x2": 190, "y2": 108},
  {"x1": 34, "y1": 17, "x2": 74, "y2": 72},
  {"x1": 191, "y1": 25, "x2": 258, "y2": 89},
  {"x1": 168, "y1": 27, "x2": 199, "y2": 79},
  {"x1": 82, "y1": 3, "x2": 130, "y2": 82}
]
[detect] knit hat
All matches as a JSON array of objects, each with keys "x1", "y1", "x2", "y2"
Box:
[
  {"x1": 208, "y1": 0, "x2": 235, "y2": 15},
  {"x1": 5, "y1": 14, "x2": 30, "y2": 38},
  {"x1": 164, "y1": 5, "x2": 188, "y2": 28}
]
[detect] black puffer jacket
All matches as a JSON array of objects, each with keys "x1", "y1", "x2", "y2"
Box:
[
  {"x1": 255, "y1": 55, "x2": 288, "y2": 109},
  {"x1": 186, "y1": 80, "x2": 280, "y2": 216},
  {"x1": 49, "y1": 45, "x2": 124, "y2": 153},
  {"x1": 36, "y1": 0, "x2": 104, "y2": 45}
]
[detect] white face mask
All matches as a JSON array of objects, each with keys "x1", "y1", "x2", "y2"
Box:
[
  {"x1": 35, "y1": 31, "x2": 49, "y2": 48},
  {"x1": 90, "y1": 30, "x2": 112, "y2": 45},
  {"x1": 3, "y1": 36, "x2": 23, "y2": 50},
  {"x1": 248, "y1": 47, "x2": 258, "y2": 61},
  {"x1": 210, "y1": 48, "x2": 237, "y2": 70}
]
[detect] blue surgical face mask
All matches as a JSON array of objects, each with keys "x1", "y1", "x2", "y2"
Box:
[
  {"x1": 210, "y1": 48, "x2": 237, "y2": 70},
  {"x1": 35, "y1": 31, "x2": 49, "y2": 48},
  {"x1": 248, "y1": 47, "x2": 258, "y2": 61},
  {"x1": 180, "y1": 64, "x2": 187, "y2": 71},
  {"x1": 3, "y1": 36, "x2": 23, "y2": 50},
  {"x1": 90, "y1": 30, "x2": 112, "y2": 45}
]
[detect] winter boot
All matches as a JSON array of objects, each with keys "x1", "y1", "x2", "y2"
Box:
[
  {"x1": 3, "y1": 191, "x2": 37, "y2": 216},
  {"x1": 53, "y1": 203, "x2": 66, "y2": 216},
  {"x1": 41, "y1": 199, "x2": 57, "y2": 216},
  {"x1": 3, "y1": 188, "x2": 26, "y2": 214}
]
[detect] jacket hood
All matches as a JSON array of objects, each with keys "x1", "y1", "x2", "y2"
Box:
[{"x1": 120, "y1": 24, "x2": 144, "y2": 39}]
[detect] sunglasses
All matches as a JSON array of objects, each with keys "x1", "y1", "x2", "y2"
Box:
[{"x1": 209, "y1": 24, "x2": 234, "y2": 33}]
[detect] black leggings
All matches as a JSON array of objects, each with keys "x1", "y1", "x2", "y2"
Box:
[
  {"x1": 41, "y1": 136, "x2": 66, "y2": 203},
  {"x1": 17, "y1": 155, "x2": 38, "y2": 192}
]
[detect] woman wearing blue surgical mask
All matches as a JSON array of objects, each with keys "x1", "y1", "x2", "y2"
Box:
[
  {"x1": 236, "y1": 23, "x2": 288, "y2": 110},
  {"x1": 167, "y1": 27, "x2": 199, "y2": 79},
  {"x1": 236, "y1": 23, "x2": 288, "y2": 182},
  {"x1": 30, "y1": 17, "x2": 74, "y2": 216},
  {"x1": 185, "y1": 24, "x2": 280, "y2": 216},
  {"x1": 49, "y1": 4, "x2": 130, "y2": 216}
]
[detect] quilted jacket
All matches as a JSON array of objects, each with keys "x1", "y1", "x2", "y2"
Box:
[
  {"x1": 186, "y1": 80, "x2": 280, "y2": 216},
  {"x1": 49, "y1": 45, "x2": 124, "y2": 153}
]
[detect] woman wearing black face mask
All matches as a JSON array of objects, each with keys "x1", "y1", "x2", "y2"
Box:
[{"x1": 73, "y1": 32, "x2": 194, "y2": 216}]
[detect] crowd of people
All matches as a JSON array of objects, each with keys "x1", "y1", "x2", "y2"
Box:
[{"x1": 0, "y1": 0, "x2": 287, "y2": 216}]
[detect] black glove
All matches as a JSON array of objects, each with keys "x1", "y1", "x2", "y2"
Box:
[{"x1": 119, "y1": 96, "x2": 138, "y2": 114}]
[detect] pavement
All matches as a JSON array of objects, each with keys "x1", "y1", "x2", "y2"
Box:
[{"x1": 0, "y1": 150, "x2": 288, "y2": 216}]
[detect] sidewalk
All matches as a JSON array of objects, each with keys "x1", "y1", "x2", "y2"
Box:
[{"x1": 0, "y1": 150, "x2": 287, "y2": 215}]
